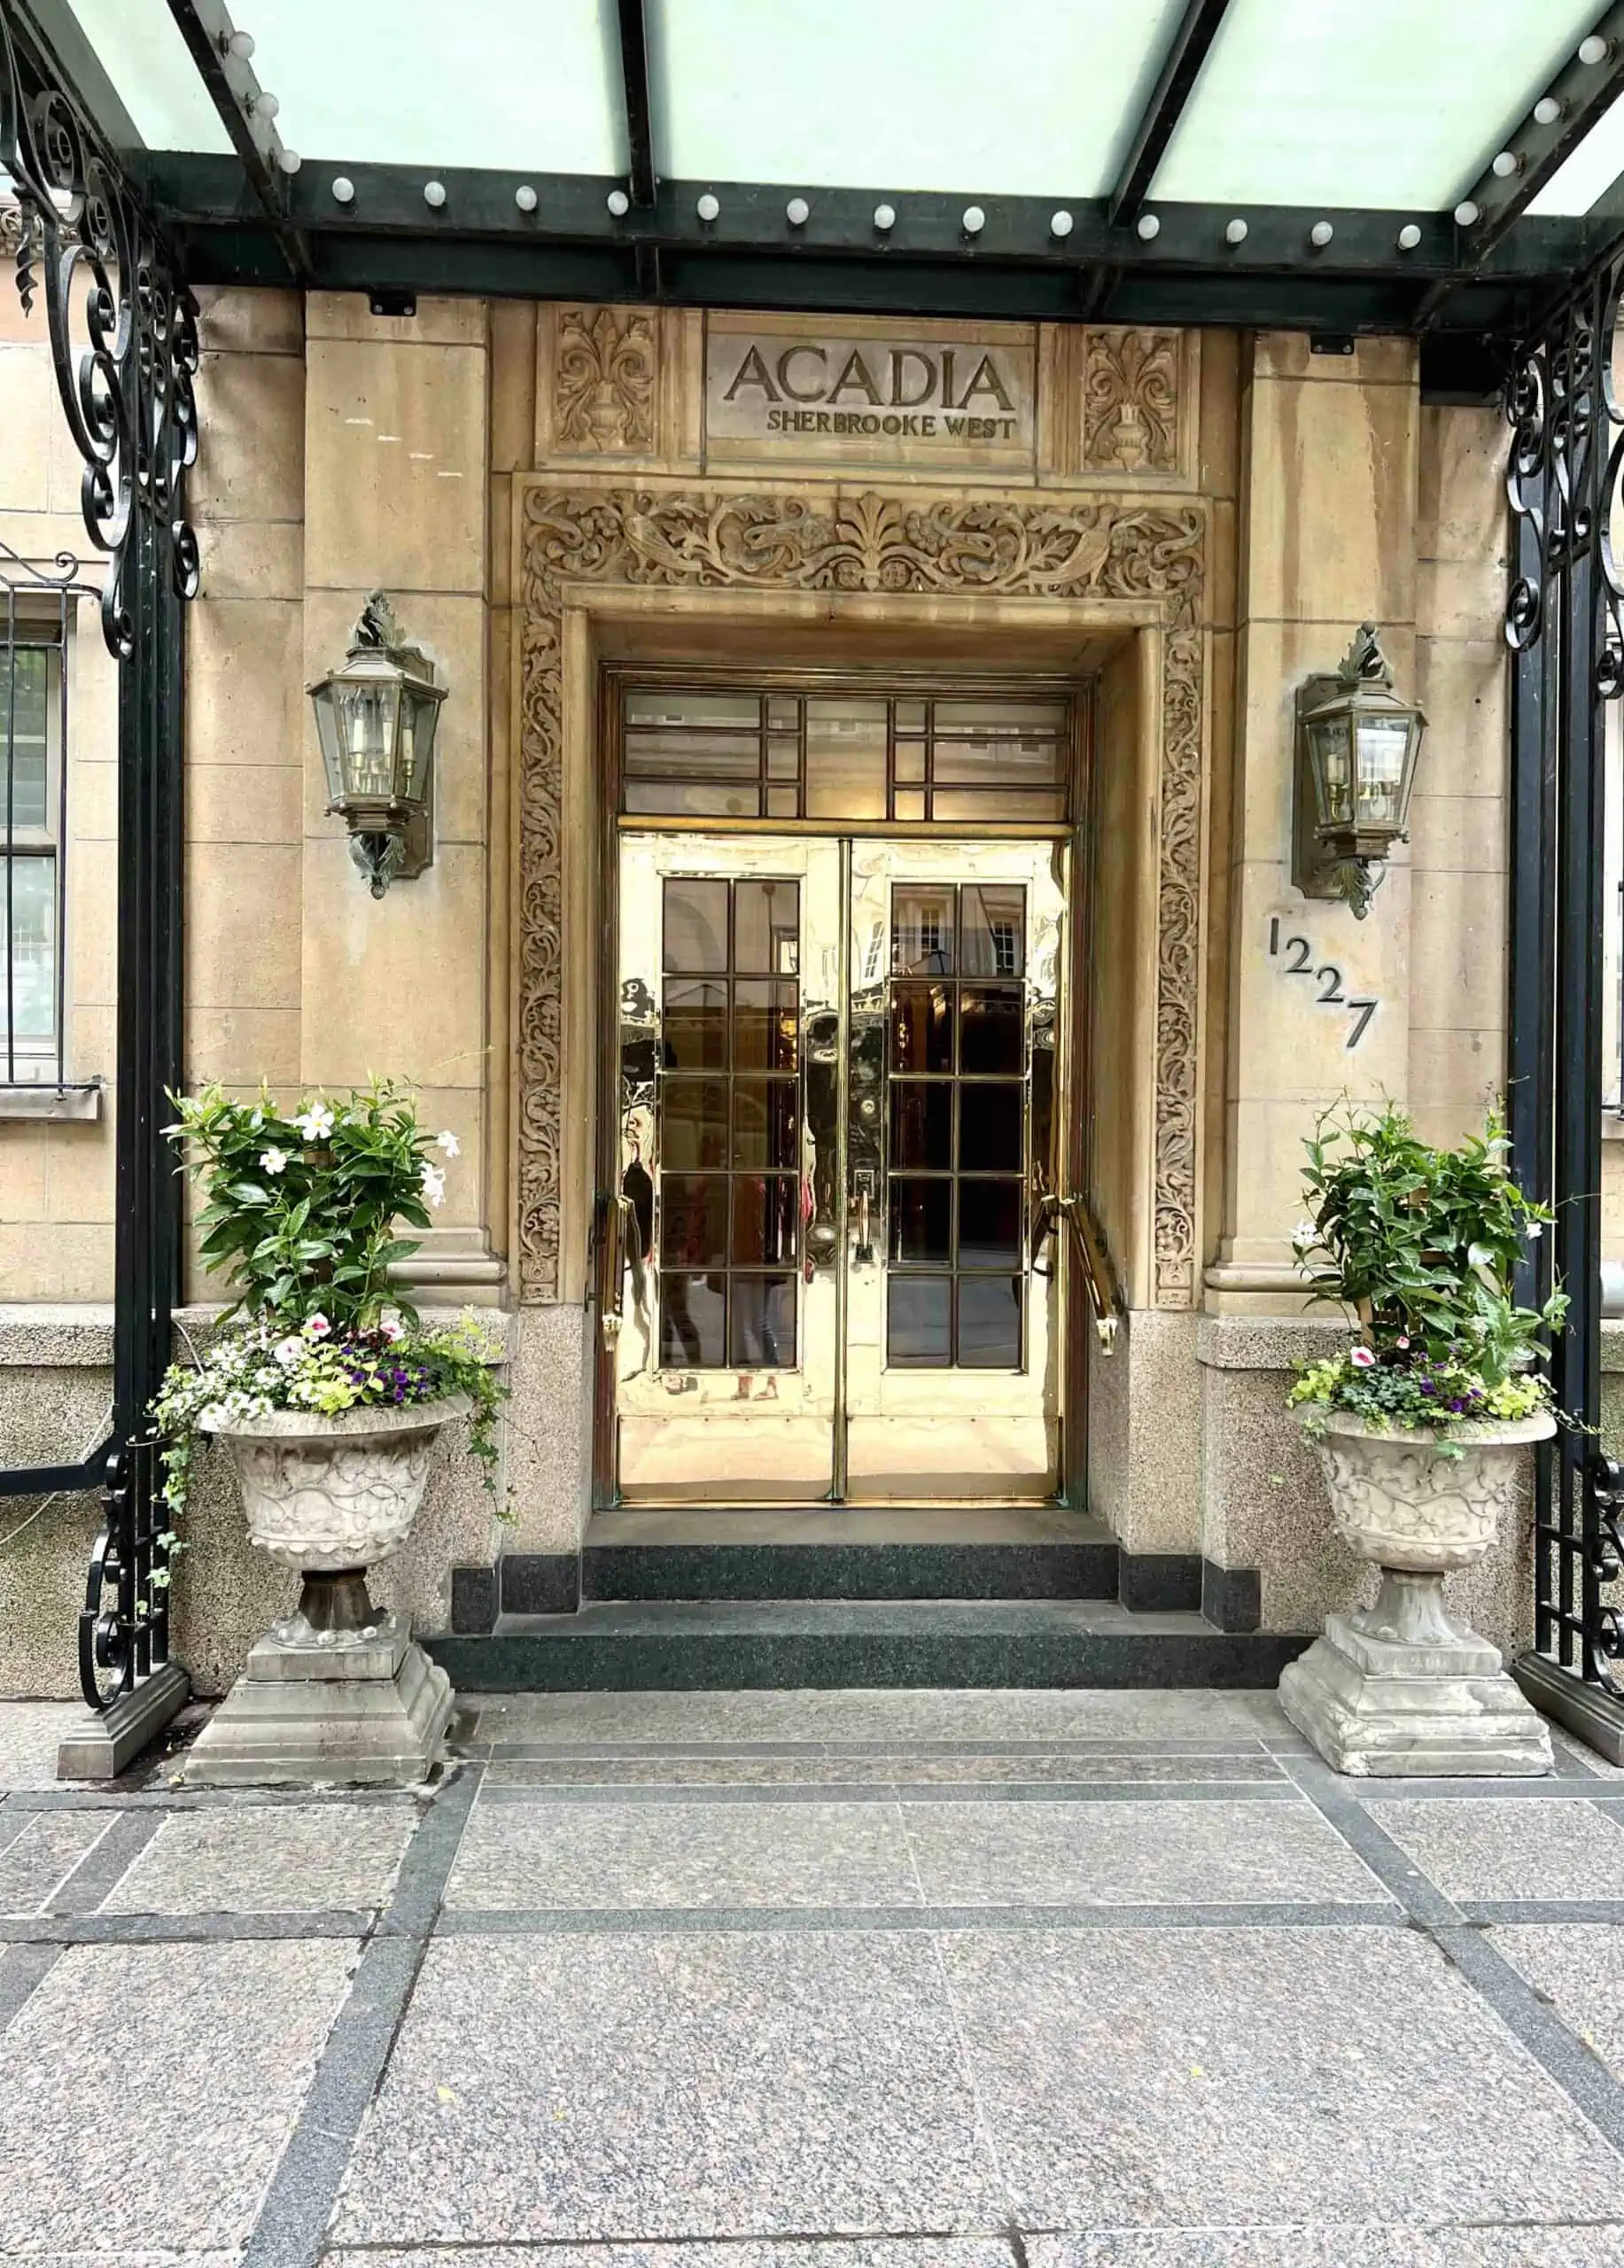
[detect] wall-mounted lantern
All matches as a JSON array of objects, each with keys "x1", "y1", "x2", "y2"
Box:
[
  {"x1": 307, "y1": 591, "x2": 447, "y2": 898},
  {"x1": 1293, "y1": 623, "x2": 1426, "y2": 920}
]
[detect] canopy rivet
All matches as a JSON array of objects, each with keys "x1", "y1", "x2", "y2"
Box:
[
  {"x1": 331, "y1": 176, "x2": 355, "y2": 206},
  {"x1": 1309, "y1": 220, "x2": 1334, "y2": 248},
  {"x1": 423, "y1": 179, "x2": 447, "y2": 209},
  {"x1": 606, "y1": 188, "x2": 630, "y2": 217},
  {"x1": 961, "y1": 206, "x2": 986, "y2": 236},
  {"x1": 1396, "y1": 222, "x2": 1422, "y2": 251},
  {"x1": 515, "y1": 184, "x2": 538, "y2": 214},
  {"x1": 1224, "y1": 216, "x2": 1247, "y2": 245},
  {"x1": 873, "y1": 203, "x2": 896, "y2": 231},
  {"x1": 1454, "y1": 198, "x2": 1480, "y2": 226},
  {"x1": 696, "y1": 192, "x2": 720, "y2": 222},
  {"x1": 1136, "y1": 212, "x2": 1161, "y2": 240},
  {"x1": 786, "y1": 196, "x2": 810, "y2": 227}
]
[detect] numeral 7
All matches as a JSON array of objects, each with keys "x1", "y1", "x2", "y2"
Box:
[{"x1": 1346, "y1": 998, "x2": 1377, "y2": 1049}]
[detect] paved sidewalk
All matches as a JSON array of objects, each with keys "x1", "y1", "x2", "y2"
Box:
[{"x1": 5, "y1": 1690, "x2": 1624, "y2": 2265}]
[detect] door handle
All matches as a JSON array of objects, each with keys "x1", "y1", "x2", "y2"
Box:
[
  {"x1": 1045, "y1": 1189, "x2": 1124, "y2": 1353},
  {"x1": 599, "y1": 1192, "x2": 646, "y2": 1345}
]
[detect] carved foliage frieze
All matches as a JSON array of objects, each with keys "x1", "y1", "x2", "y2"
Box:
[
  {"x1": 553, "y1": 307, "x2": 657, "y2": 453},
  {"x1": 517, "y1": 485, "x2": 1207, "y2": 1306},
  {"x1": 1082, "y1": 330, "x2": 1182, "y2": 476}
]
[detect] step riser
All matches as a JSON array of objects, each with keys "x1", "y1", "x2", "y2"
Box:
[
  {"x1": 427, "y1": 1630, "x2": 1309, "y2": 1692},
  {"x1": 582, "y1": 1542, "x2": 1120, "y2": 1604}
]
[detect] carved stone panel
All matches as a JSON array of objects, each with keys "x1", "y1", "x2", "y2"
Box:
[
  {"x1": 517, "y1": 483, "x2": 1207, "y2": 1309},
  {"x1": 1081, "y1": 330, "x2": 1184, "y2": 477},
  {"x1": 551, "y1": 307, "x2": 657, "y2": 453}
]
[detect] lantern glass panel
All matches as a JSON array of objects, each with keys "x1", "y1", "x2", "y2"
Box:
[
  {"x1": 1354, "y1": 713, "x2": 1412, "y2": 828},
  {"x1": 337, "y1": 680, "x2": 401, "y2": 797},
  {"x1": 400, "y1": 686, "x2": 440, "y2": 802},
  {"x1": 1310, "y1": 714, "x2": 1354, "y2": 826},
  {"x1": 313, "y1": 692, "x2": 346, "y2": 804}
]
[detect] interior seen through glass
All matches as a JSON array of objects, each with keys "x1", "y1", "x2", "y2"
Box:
[
  {"x1": 658, "y1": 874, "x2": 801, "y2": 1369},
  {"x1": 886, "y1": 882, "x2": 1027, "y2": 1369},
  {"x1": 624, "y1": 687, "x2": 1069, "y2": 823}
]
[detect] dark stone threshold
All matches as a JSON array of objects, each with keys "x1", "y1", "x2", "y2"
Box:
[
  {"x1": 583, "y1": 1534, "x2": 1118, "y2": 1604},
  {"x1": 449, "y1": 1565, "x2": 499, "y2": 1635},
  {"x1": 1117, "y1": 1551, "x2": 1203, "y2": 1614},
  {"x1": 1202, "y1": 1557, "x2": 1263, "y2": 1635},
  {"x1": 501, "y1": 1552, "x2": 583, "y2": 1617}
]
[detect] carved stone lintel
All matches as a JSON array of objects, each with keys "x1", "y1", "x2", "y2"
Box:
[
  {"x1": 1082, "y1": 330, "x2": 1182, "y2": 476},
  {"x1": 554, "y1": 307, "x2": 657, "y2": 453},
  {"x1": 517, "y1": 485, "x2": 1207, "y2": 1308}
]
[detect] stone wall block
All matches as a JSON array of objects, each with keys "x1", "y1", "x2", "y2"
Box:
[{"x1": 304, "y1": 339, "x2": 487, "y2": 594}]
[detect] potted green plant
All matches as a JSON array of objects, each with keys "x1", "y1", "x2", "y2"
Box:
[
  {"x1": 1278, "y1": 1103, "x2": 1564, "y2": 1775},
  {"x1": 152, "y1": 1080, "x2": 504, "y2": 1784}
]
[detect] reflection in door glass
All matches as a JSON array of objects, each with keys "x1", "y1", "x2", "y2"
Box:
[
  {"x1": 885, "y1": 882, "x2": 1027, "y2": 1371},
  {"x1": 658, "y1": 876, "x2": 801, "y2": 1369}
]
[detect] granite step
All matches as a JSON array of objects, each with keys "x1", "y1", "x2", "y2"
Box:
[
  {"x1": 427, "y1": 1598, "x2": 1309, "y2": 1692},
  {"x1": 579, "y1": 1504, "x2": 1120, "y2": 1604}
]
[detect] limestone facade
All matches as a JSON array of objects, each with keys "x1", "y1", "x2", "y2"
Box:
[{"x1": 0, "y1": 286, "x2": 1565, "y2": 1689}]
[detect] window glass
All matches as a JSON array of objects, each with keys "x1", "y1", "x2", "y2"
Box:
[{"x1": 2, "y1": 641, "x2": 59, "y2": 1070}]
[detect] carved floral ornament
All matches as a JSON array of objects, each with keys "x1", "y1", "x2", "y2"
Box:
[
  {"x1": 517, "y1": 485, "x2": 1207, "y2": 1307},
  {"x1": 553, "y1": 306, "x2": 657, "y2": 453},
  {"x1": 1082, "y1": 329, "x2": 1181, "y2": 475}
]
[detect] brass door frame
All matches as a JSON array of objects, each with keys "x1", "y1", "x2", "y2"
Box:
[{"x1": 589, "y1": 664, "x2": 1099, "y2": 1511}]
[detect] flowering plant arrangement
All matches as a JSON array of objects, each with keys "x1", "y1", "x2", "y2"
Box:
[
  {"x1": 146, "y1": 1081, "x2": 506, "y2": 1564},
  {"x1": 1286, "y1": 1102, "x2": 1566, "y2": 1444}
]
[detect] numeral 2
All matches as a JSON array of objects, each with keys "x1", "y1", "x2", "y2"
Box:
[
  {"x1": 1316, "y1": 965, "x2": 1345, "y2": 1004},
  {"x1": 1283, "y1": 935, "x2": 1312, "y2": 974}
]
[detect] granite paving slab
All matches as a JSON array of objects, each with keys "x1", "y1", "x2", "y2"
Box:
[
  {"x1": 1029, "y1": 2232, "x2": 1624, "y2": 2265},
  {"x1": 902, "y1": 1798, "x2": 1385, "y2": 1907},
  {"x1": 481, "y1": 1752, "x2": 1289, "y2": 1789},
  {"x1": 0, "y1": 1703, "x2": 92, "y2": 1790},
  {"x1": 466, "y1": 1689, "x2": 1278, "y2": 1748},
  {"x1": 939, "y1": 1924, "x2": 1624, "y2": 2227},
  {"x1": 445, "y1": 1798, "x2": 920, "y2": 1910},
  {"x1": 338, "y1": 2247, "x2": 1017, "y2": 2267},
  {"x1": 0, "y1": 1811, "x2": 115, "y2": 1915},
  {"x1": 1373, "y1": 1798, "x2": 1624, "y2": 1902},
  {"x1": 1489, "y1": 1922, "x2": 1624, "y2": 2078},
  {"x1": 101, "y1": 1802, "x2": 417, "y2": 1914},
  {"x1": 330, "y1": 1930, "x2": 1005, "y2": 2241},
  {"x1": 0, "y1": 1938, "x2": 358, "y2": 2251}
]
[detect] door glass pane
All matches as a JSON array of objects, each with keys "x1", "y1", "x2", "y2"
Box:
[
  {"x1": 958, "y1": 1179, "x2": 1022, "y2": 1268},
  {"x1": 627, "y1": 780, "x2": 763, "y2": 817},
  {"x1": 890, "y1": 1082, "x2": 952, "y2": 1171},
  {"x1": 627, "y1": 690, "x2": 759, "y2": 728},
  {"x1": 960, "y1": 987, "x2": 1023, "y2": 1075},
  {"x1": 961, "y1": 885, "x2": 1025, "y2": 977},
  {"x1": 890, "y1": 1177, "x2": 952, "y2": 1266},
  {"x1": 892, "y1": 888, "x2": 955, "y2": 975},
  {"x1": 959, "y1": 1084, "x2": 1022, "y2": 1173},
  {"x1": 735, "y1": 880, "x2": 800, "y2": 974},
  {"x1": 890, "y1": 984, "x2": 953, "y2": 1073},
  {"x1": 663, "y1": 979, "x2": 728, "y2": 1070},
  {"x1": 734, "y1": 979, "x2": 798, "y2": 1069},
  {"x1": 625, "y1": 728, "x2": 762, "y2": 778},
  {"x1": 932, "y1": 788, "x2": 1065, "y2": 821},
  {"x1": 888, "y1": 1277, "x2": 952, "y2": 1367},
  {"x1": 957, "y1": 1275, "x2": 1022, "y2": 1369},
  {"x1": 664, "y1": 879, "x2": 730, "y2": 971},
  {"x1": 733, "y1": 1078, "x2": 799, "y2": 1169},
  {"x1": 661, "y1": 1274, "x2": 726, "y2": 1368},
  {"x1": 661, "y1": 1175, "x2": 729, "y2": 1269},
  {"x1": 729, "y1": 1275, "x2": 796, "y2": 1369},
  {"x1": 733, "y1": 1175, "x2": 798, "y2": 1265},
  {"x1": 663, "y1": 1076, "x2": 729, "y2": 1168},
  {"x1": 805, "y1": 696, "x2": 888, "y2": 820}
]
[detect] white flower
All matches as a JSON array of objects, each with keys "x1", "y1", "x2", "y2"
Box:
[
  {"x1": 305, "y1": 1312, "x2": 331, "y2": 1339},
  {"x1": 260, "y1": 1146, "x2": 288, "y2": 1177},
  {"x1": 436, "y1": 1130, "x2": 461, "y2": 1158},
  {"x1": 379, "y1": 1309, "x2": 405, "y2": 1343},
  {"x1": 272, "y1": 1337, "x2": 302, "y2": 1367},
  {"x1": 1526, "y1": 1223, "x2": 1543, "y2": 1241},
  {"x1": 1292, "y1": 1218, "x2": 1318, "y2": 1247},
  {"x1": 293, "y1": 1101, "x2": 336, "y2": 1142},
  {"x1": 421, "y1": 1161, "x2": 446, "y2": 1209}
]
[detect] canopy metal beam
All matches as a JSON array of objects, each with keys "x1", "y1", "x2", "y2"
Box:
[
  {"x1": 1107, "y1": 0, "x2": 1232, "y2": 227},
  {"x1": 614, "y1": 0, "x2": 656, "y2": 208},
  {"x1": 160, "y1": 0, "x2": 308, "y2": 278},
  {"x1": 1458, "y1": 1, "x2": 1624, "y2": 260}
]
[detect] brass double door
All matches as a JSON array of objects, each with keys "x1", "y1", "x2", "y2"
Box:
[{"x1": 608, "y1": 832, "x2": 1069, "y2": 1503}]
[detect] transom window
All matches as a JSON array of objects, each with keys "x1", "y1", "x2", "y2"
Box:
[{"x1": 620, "y1": 685, "x2": 1073, "y2": 824}]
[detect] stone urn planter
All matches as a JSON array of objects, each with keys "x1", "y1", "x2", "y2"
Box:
[
  {"x1": 183, "y1": 1395, "x2": 469, "y2": 1789},
  {"x1": 1279, "y1": 1407, "x2": 1555, "y2": 1776}
]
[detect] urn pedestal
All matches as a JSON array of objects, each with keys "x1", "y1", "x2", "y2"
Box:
[
  {"x1": 183, "y1": 1396, "x2": 467, "y2": 1788},
  {"x1": 1279, "y1": 1409, "x2": 1555, "y2": 1777}
]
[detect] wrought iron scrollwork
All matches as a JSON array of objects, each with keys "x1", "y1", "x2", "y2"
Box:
[
  {"x1": 1506, "y1": 248, "x2": 1624, "y2": 1722},
  {"x1": 0, "y1": 1, "x2": 198, "y2": 660}
]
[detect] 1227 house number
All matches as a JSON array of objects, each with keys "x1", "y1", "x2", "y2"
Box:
[{"x1": 1268, "y1": 918, "x2": 1379, "y2": 1048}]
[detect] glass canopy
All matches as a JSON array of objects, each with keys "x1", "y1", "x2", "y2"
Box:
[{"x1": 52, "y1": 0, "x2": 1624, "y2": 222}]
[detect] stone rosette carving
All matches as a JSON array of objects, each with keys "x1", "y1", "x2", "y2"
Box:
[
  {"x1": 554, "y1": 307, "x2": 657, "y2": 452},
  {"x1": 1083, "y1": 330, "x2": 1180, "y2": 475},
  {"x1": 517, "y1": 485, "x2": 1206, "y2": 1305},
  {"x1": 1304, "y1": 1407, "x2": 1556, "y2": 1573},
  {"x1": 206, "y1": 1395, "x2": 470, "y2": 1570}
]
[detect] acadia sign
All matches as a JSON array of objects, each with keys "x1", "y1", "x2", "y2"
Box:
[{"x1": 704, "y1": 321, "x2": 1037, "y2": 468}]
